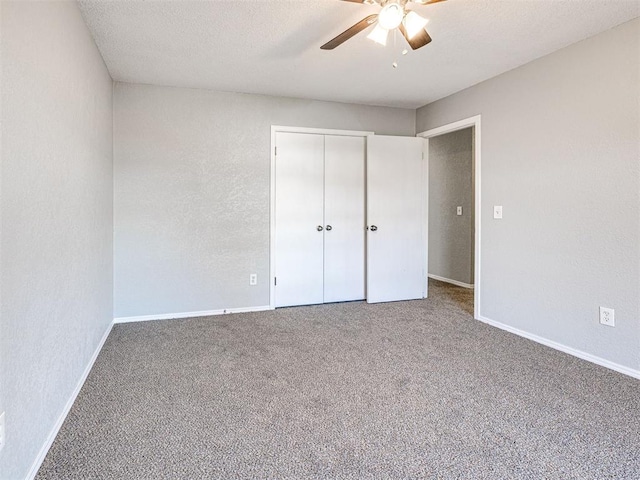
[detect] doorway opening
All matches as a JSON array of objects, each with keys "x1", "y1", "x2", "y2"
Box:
[{"x1": 418, "y1": 115, "x2": 481, "y2": 319}]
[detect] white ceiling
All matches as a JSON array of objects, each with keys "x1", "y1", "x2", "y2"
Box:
[{"x1": 78, "y1": 0, "x2": 639, "y2": 109}]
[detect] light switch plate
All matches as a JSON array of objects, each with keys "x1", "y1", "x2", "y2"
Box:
[
  {"x1": 457, "y1": 206, "x2": 463, "y2": 216},
  {"x1": 494, "y1": 206, "x2": 503, "y2": 219}
]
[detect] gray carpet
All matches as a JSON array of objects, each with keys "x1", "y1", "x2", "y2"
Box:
[{"x1": 37, "y1": 280, "x2": 640, "y2": 479}]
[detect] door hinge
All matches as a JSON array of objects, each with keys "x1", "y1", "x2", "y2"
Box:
[
  {"x1": 274, "y1": 277, "x2": 277, "y2": 286},
  {"x1": 274, "y1": 147, "x2": 277, "y2": 156}
]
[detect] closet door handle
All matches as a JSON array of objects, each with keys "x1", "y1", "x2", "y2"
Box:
[
  {"x1": 317, "y1": 225, "x2": 324, "y2": 232},
  {"x1": 326, "y1": 225, "x2": 332, "y2": 231},
  {"x1": 370, "y1": 225, "x2": 378, "y2": 232}
]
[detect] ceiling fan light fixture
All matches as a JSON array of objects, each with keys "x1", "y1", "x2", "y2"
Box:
[
  {"x1": 403, "y1": 11, "x2": 429, "y2": 40},
  {"x1": 378, "y1": 2, "x2": 404, "y2": 30},
  {"x1": 367, "y1": 23, "x2": 389, "y2": 46}
]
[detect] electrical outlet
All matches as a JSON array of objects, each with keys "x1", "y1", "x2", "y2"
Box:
[
  {"x1": 457, "y1": 206, "x2": 463, "y2": 216},
  {"x1": 494, "y1": 206, "x2": 503, "y2": 219},
  {"x1": 599, "y1": 307, "x2": 615, "y2": 327},
  {"x1": 0, "y1": 411, "x2": 5, "y2": 452},
  {"x1": 249, "y1": 274, "x2": 257, "y2": 286}
]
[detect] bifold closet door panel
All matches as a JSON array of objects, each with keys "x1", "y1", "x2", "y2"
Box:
[
  {"x1": 323, "y1": 135, "x2": 366, "y2": 303},
  {"x1": 367, "y1": 135, "x2": 426, "y2": 304},
  {"x1": 274, "y1": 132, "x2": 325, "y2": 307}
]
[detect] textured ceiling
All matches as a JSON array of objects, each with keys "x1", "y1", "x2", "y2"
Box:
[{"x1": 78, "y1": 0, "x2": 639, "y2": 109}]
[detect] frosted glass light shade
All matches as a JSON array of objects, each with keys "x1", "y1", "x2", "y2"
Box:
[
  {"x1": 403, "y1": 11, "x2": 429, "y2": 40},
  {"x1": 378, "y1": 3, "x2": 404, "y2": 30},
  {"x1": 367, "y1": 24, "x2": 389, "y2": 46}
]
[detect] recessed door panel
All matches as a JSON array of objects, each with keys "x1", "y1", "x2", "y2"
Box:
[
  {"x1": 324, "y1": 135, "x2": 366, "y2": 303},
  {"x1": 275, "y1": 132, "x2": 325, "y2": 307},
  {"x1": 367, "y1": 135, "x2": 426, "y2": 304}
]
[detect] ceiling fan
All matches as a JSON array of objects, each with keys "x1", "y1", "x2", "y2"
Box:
[{"x1": 320, "y1": 0, "x2": 445, "y2": 51}]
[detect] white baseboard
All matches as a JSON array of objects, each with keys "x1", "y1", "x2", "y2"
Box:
[
  {"x1": 26, "y1": 321, "x2": 114, "y2": 480},
  {"x1": 477, "y1": 315, "x2": 640, "y2": 380},
  {"x1": 114, "y1": 305, "x2": 273, "y2": 324},
  {"x1": 428, "y1": 274, "x2": 474, "y2": 289}
]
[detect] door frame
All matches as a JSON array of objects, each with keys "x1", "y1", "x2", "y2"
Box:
[
  {"x1": 417, "y1": 115, "x2": 482, "y2": 319},
  {"x1": 270, "y1": 126, "x2": 374, "y2": 309}
]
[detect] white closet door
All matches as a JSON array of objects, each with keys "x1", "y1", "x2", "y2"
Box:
[
  {"x1": 323, "y1": 135, "x2": 366, "y2": 303},
  {"x1": 275, "y1": 132, "x2": 325, "y2": 307},
  {"x1": 367, "y1": 135, "x2": 426, "y2": 304}
]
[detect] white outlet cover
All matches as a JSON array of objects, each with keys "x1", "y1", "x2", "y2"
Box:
[
  {"x1": 599, "y1": 307, "x2": 615, "y2": 327},
  {"x1": 249, "y1": 274, "x2": 257, "y2": 286},
  {"x1": 494, "y1": 206, "x2": 503, "y2": 219}
]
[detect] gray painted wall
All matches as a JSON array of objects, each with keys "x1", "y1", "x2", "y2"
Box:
[
  {"x1": 0, "y1": 2, "x2": 113, "y2": 478},
  {"x1": 428, "y1": 128, "x2": 474, "y2": 285},
  {"x1": 417, "y1": 18, "x2": 640, "y2": 372},
  {"x1": 113, "y1": 83, "x2": 416, "y2": 318}
]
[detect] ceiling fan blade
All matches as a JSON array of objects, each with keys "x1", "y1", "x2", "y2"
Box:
[
  {"x1": 321, "y1": 14, "x2": 379, "y2": 50},
  {"x1": 411, "y1": 0, "x2": 447, "y2": 5},
  {"x1": 399, "y1": 23, "x2": 432, "y2": 50}
]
